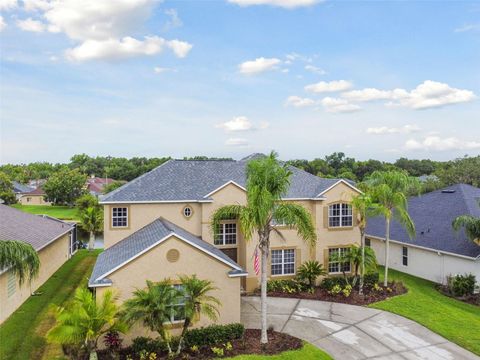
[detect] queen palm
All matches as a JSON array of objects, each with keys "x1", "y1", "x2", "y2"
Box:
[
  {"x1": 0, "y1": 240, "x2": 40, "y2": 285},
  {"x1": 452, "y1": 215, "x2": 480, "y2": 245},
  {"x1": 79, "y1": 206, "x2": 103, "y2": 250},
  {"x1": 176, "y1": 275, "x2": 221, "y2": 354},
  {"x1": 122, "y1": 280, "x2": 181, "y2": 356},
  {"x1": 212, "y1": 151, "x2": 316, "y2": 344},
  {"x1": 368, "y1": 171, "x2": 419, "y2": 286}
]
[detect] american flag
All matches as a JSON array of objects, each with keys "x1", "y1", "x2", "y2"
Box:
[{"x1": 253, "y1": 246, "x2": 260, "y2": 276}]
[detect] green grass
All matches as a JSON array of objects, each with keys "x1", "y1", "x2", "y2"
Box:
[
  {"x1": 0, "y1": 250, "x2": 101, "y2": 360},
  {"x1": 11, "y1": 204, "x2": 80, "y2": 221},
  {"x1": 370, "y1": 267, "x2": 480, "y2": 355},
  {"x1": 228, "y1": 343, "x2": 332, "y2": 359}
]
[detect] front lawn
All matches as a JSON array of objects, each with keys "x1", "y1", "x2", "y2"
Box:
[
  {"x1": 370, "y1": 268, "x2": 480, "y2": 355},
  {"x1": 0, "y1": 250, "x2": 101, "y2": 360},
  {"x1": 229, "y1": 343, "x2": 332, "y2": 359},
  {"x1": 11, "y1": 204, "x2": 80, "y2": 221}
]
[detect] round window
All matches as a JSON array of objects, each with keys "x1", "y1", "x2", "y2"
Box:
[{"x1": 183, "y1": 206, "x2": 192, "y2": 218}]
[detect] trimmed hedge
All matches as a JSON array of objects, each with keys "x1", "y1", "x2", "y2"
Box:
[{"x1": 184, "y1": 323, "x2": 245, "y2": 347}]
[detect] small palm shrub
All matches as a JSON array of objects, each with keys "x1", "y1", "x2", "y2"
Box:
[{"x1": 297, "y1": 260, "x2": 326, "y2": 288}]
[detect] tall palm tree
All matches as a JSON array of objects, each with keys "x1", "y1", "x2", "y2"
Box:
[
  {"x1": 452, "y1": 215, "x2": 480, "y2": 245},
  {"x1": 122, "y1": 280, "x2": 181, "y2": 356},
  {"x1": 79, "y1": 206, "x2": 103, "y2": 250},
  {"x1": 0, "y1": 240, "x2": 40, "y2": 285},
  {"x1": 368, "y1": 170, "x2": 419, "y2": 286},
  {"x1": 176, "y1": 275, "x2": 221, "y2": 354},
  {"x1": 331, "y1": 245, "x2": 377, "y2": 281},
  {"x1": 211, "y1": 151, "x2": 316, "y2": 344},
  {"x1": 48, "y1": 288, "x2": 126, "y2": 360}
]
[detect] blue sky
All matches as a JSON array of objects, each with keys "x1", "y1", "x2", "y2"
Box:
[{"x1": 1, "y1": 0, "x2": 479, "y2": 164}]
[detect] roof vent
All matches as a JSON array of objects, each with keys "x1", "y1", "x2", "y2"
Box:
[{"x1": 441, "y1": 189, "x2": 456, "y2": 194}]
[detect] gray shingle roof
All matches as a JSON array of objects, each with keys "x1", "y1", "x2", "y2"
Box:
[
  {"x1": 12, "y1": 181, "x2": 34, "y2": 194},
  {"x1": 0, "y1": 205, "x2": 73, "y2": 251},
  {"x1": 101, "y1": 155, "x2": 352, "y2": 203},
  {"x1": 89, "y1": 218, "x2": 245, "y2": 286},
  {"x1": 366, "y1": 184, "x2": 480, "y2": 258}
]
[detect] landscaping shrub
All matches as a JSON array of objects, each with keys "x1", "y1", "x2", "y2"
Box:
[
  {"x1": 130, "y1": 337, "x2": 180, "y2": 355},
  {"x1": 184, "y1": 323, "x2": 245, "y2": 348},
  {"x1": 266, "y1": 279, "x2": 307, "y2": 293},
  {"x1": 320, "y1": 276, "x2": 347, "y2": 290},
  {"x1": 447, "y1": 274, "x2": 476, "y2": 297},
  {"x1": 363, "y1": 272, "x2": 380, "y2": 288},
  {"x1": 296, "y1": 260, "x2": 326, "y2": 287}
]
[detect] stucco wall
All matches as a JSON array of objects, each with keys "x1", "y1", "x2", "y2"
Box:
[
  {"x1": 0, "y1": 232, "x2": 71, "y2": 324},
  {"x1": 96, "y1": 235, "x2": 241, "y2": 344},
  {"x1": 18, "y1": 194, "x2": 51, "y2": 206},
  {"x1": 369, "y1": 237, "x2": 480, "y2": 284}
]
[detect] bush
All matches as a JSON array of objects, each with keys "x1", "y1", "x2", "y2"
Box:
[
  {"x1": 447, "y1": 274, "x2": 476, "y2": 297},
  {"x1": 266, "y1": 279, "x2": 309, "y2": 293},
  {"x1": 363, "y1": 272, "x2": 380, "y2": 288},
  {"x1": 320, "y1": 277, "x2": 347, "y2": 291},
  {"x1": 130, "y1": 337, "x2": 179, "y2": 355},
  {"x1": 296, "y1": 260, "x2": 326, "y2": 287},
  {"x1": 184, "y1": 323, "x2": 244, "y2": 348}
]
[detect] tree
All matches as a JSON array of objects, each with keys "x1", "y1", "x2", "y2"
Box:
[
  {"x1": 102, "y1": 181, "x2": 125, "y2": 194},
  {"x1": 176, "y1": 275, "x2": 221, "y2": 355},
  {"x1": 368, "y1": 170, "x2": 419, "y2": 286},
  {"x1": 43, "y1": 168, "x2": 86, "y2": 205},
  {"x1": 452, "y1": 215, "x2": 480, "y2": 245},
  {"x1": 436, "y1": 156, "x2": 480, "y2": 187},
  {"x1": 48, "y1": 288, "x2": 126, "y2": 360},
  {"x1": 0, "y1": 240, "x2": 40, "y2": 285},
  {"x1": 75, "y1": 193, "x2": 100, "y2": 212},
  {"x1": 211, "y1": 151, "x2": 316, "y2": 344},
  {"x1": 331, "y1": 245, "x2": 377, "y2": 285},
  {"x1": 296, "y1": 260, "x2": 326, "y2": 288},
  {"x1": 122, "y1": 280, "x2": 181, "y2": 356},
  {"x1": 0, "y1": 172, "x2": 17, "y2": 205},
  {"x1": 79, "y1": 207, "x2": 103, "y2": 250}
]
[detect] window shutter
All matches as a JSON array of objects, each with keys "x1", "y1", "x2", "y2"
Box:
[
  {"x1": 353, "y1": 208, "x2": 359, "y2": 226},
  {"x1": 323, "y1": 206, "x2": 329, "y2": 228},
  {"x1": 323, "y1": 249, "x2": 329, "y2": 268},
  {"x1": 295, "y1": 248, "x2": 301, "y2": 271}
]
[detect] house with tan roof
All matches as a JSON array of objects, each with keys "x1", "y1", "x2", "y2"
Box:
[
  {"x1": 0, "y1": 205, "x2": 76, "y2": 323},
  {"x1": 89, "y1": 154, "x2": 361, "y2": 339}
]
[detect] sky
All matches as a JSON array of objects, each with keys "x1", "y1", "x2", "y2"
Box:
[{"x1": 0, "y1": 0, "x2": 479, "y2": 164}]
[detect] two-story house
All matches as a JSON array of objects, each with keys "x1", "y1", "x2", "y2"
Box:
[{"x1": 89, "y1": 154, "x2": 361, "y2": 339}]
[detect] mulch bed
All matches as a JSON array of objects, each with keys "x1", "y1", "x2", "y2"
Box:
[
  {"x1": 437, "y1": 286, "x2": 480, "y2": 306},
  {"x1": 98, "y1": 329, "x2": 302, "y2": 359},
  {"x1": 259, "y1": 282, "x2": 407, "y2": 306}
]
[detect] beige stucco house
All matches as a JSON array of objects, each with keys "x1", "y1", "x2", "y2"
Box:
[
  {"x1": 17, "y1": 186, "x2": 51, "y2": 206},
  {"x1": 0, "y1": 205, "x2": 76, "y2": 323},
  {"x1": 90, "y1": 154, "x2": 361, "y2": 339}
]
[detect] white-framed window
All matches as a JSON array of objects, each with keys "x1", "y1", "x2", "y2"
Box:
[
  {"x1": 271, "y1": 215, "x2": 286, "y2": 227},
  {"x1": 112, "y1": 207, "x2": 128, "y2": 228},
  {"x1": 7, "y1": 271, "x2": 16, "y2": 298},
  {"x1": 167, "y1": 284, "x2": 186, "y2": 323},
  {"x1": 271, "y1": 249, "x2": 295, "y2": 276},
  {"x1": 328, "y1": 247, "x2": 351, "y2": 274},
  {"x1": 328, "y1": 203, "x2": 353, "y2": 227},
  {"x1": 214, "y1": 222, "x2": 237, "y2": 246},
  {"x1": 365, "y1": 238, "x2": 371, "y2": 247},
  {"x1": 402, "y1": 246, "x2": 408, "y2": 266},
  {"x1": 183, "y1": 206, "x2": 192, "y2": 218}
]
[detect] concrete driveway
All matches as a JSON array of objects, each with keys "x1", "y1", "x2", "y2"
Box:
[{"x1": 241, "y1": 296, "x2": 479, "y2": 360}]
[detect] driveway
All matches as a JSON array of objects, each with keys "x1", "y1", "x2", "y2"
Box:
[{"x1": 241, "y1": 296, "x2": 479, "y2": 360}]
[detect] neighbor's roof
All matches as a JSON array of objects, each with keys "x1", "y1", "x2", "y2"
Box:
[
  {"x1": 12, "y1": 181, "x2": 34, "y2": 194},
  {"x1": 101, "y1": 154, "x2": 357, "y2": 203},
  {"x1": 366, "y1": 184, "x2": 480, "y2": 259},
  {"x1": 22, "y1": 186, "x2": 46, "y2": 196},
  {"x1": 0, "y1": 205, "x2": 73, "y2": 251},
  {"x1": 89, "y1": 218, "x2": 246, "y2": 287}
]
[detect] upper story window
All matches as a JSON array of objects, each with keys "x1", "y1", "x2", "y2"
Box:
[
  {"x1": 328, "y1": 247, "x2": 351, "y2": 274},
  {"x1": 271, "y1": 249, "x2": 295, "y2": 275},
  {"x1": 112, "y1": 207, "x2": 128, "y2": 228},
  {"x1": 328, "y1": 203, "x2": 352, "y2": 227},
  {"x1": 402, "y1": 246, "x2": 408, "y2": 266},
  {"x1": 271, "y1": 215, "x2": 286, "y2": 227},
  {"x1": 214, "y1": 222, "x2": 237, "y2": 246},
  {"x1": 183, "y1": 206, "x2": 192, "y2": 218}
]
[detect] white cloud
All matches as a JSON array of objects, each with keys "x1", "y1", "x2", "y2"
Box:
[
  {"x1": 239, "y1": 57, "x2": 281, "y2": 75},
  {"x1": 153, "y1": 67, "x2": 177, "y2": 74},
  {"x1": 285, "y1": 95, "x2": 316, "y2": 107},
  {"x1": 305, "y1": 80, "x2": 353, "y2": 93},
  {"x1": 0, "y1": 15, "x2": 6, "y2": 31},
  {"x1": 16, "y1": 17, "x2": 47, "y2": 32},
  {"x1": 304, "y1": 65, "x2": 326, "y2": 75},
  {"x1": 0, "y1": 0, "x2": 17, "y2": 10},
  {"x1": 454, "y1": 23, "x2": 480, "y2": 33},
  {"x1": 216, "y1": 116, "x2": 270, "y2": 133},
  {"x1": 225, "y1": 138, "x2": 249, "y2": 146},
  {"x1": 23, "y1": 0, "x2": 51, "y2": 11},
  {"x1": 228, "y1": 0, "x2": 321, "y2": 9},
  {"x1": 366, "y1": 124, "x2": 421, "y2": 135},
  {"x1": 164, "y1": 9, "x2": 182, "y2": 31},
  {"x1": 320, "y1": 97, "x2": 361, "y2": 113},
  {"x1": 405, "y1": 136, "x2": 480, "y2": 151},
  {"x1": 65, "y1": 36, "x2": 192, "y2": 62},
  {"x1": 342, "y1": 81, "x2": 476, "y2": 110}
]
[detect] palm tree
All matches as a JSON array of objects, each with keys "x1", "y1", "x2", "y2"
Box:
[
  {"x1": 452, "y1": 215, "x2": 480, "y2": 245},
  {"x1": 79, "y1": 206, "x2": 103, "y2": 250},
  {"x1": 331, "y1": 245, "x2": 377, "y2": 283},
  {"x1": 176, "y1": 275, "x2": 221, "y2": 355},
  {"x1": 368, "y1": 170, "x2": 419, "y2": 286},
  {"x1": 211, "y1": 151, "x2": 316, "y2": 344},
  {"x1": 0, "y1": 240, "x2": 40, "y2": 285},
  {"x1": 296, "y1": 260, "x2": 326, "y2": 288},
  {"x1": 122, "y1": 280, "x2": 181, "y2": 356},
  {"x1": 47, "y1": 287, "x2": 126, "y2": 360}
]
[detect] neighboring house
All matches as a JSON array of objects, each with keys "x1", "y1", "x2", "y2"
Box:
[
  {"x1": 0, "y1": 205, "x2": 77, "y2": 323},
  {"x1": 86, "y1": 176, "x2": 115, "y2": 197},
  {"x1": 12, "y1": 181, "x2": 34, "y2": 201},
  {"x1": 17, "y1": 186, "x2": 51, "y2": 206},
  {"x1": 89, "y1": 154, "x2": 361, "y2": 340},
  {"x1": 366, "y1": 184, "x2": 480, "y2": 285}
]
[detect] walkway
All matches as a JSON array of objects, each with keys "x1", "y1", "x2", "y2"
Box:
[{"x1": 241, "y1": 296, "x2": 479, "y2": 360}]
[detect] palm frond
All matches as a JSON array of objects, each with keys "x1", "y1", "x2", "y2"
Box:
[
  {"x1": 273, "y1": 203, "x2": 317, "y2": 245},
  {"x1": 0, "y1": 240, "x2": 40, "y2": 285}
]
